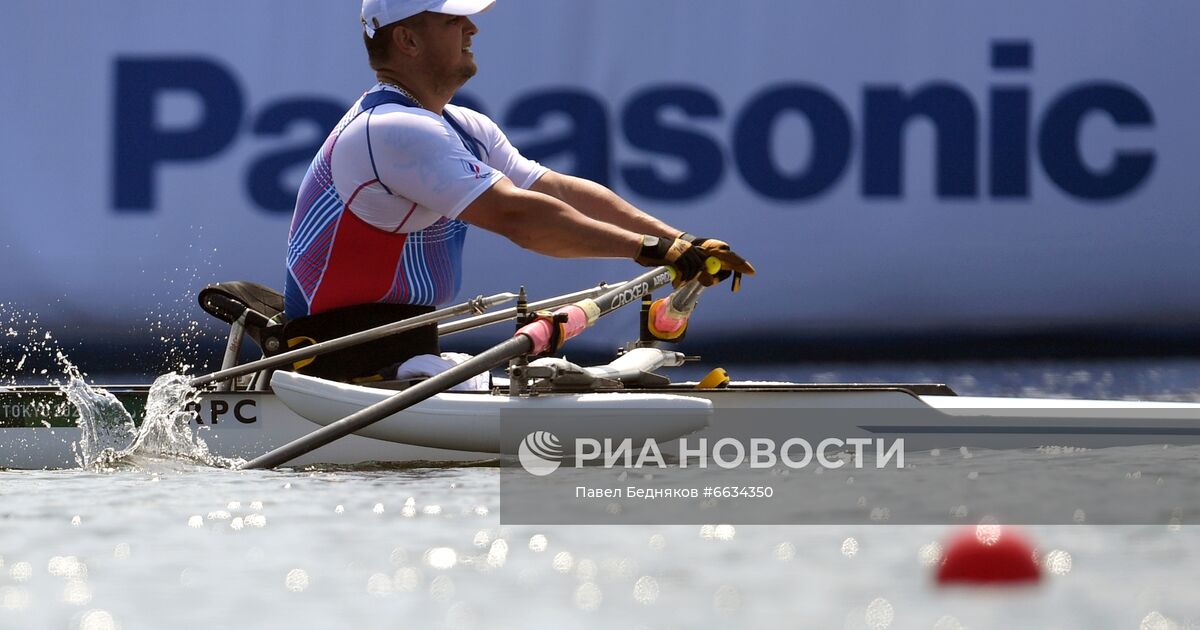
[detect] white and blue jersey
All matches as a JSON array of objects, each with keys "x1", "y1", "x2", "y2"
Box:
[{"x1": 285, "y1": 84, "x2": 547, "y2": 319}]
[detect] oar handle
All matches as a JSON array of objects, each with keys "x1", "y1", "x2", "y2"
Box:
[{"x1": 516, "y1": 266, "x2": 674, "y2": 355}]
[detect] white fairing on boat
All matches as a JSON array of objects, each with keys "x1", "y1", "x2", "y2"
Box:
[
  {"x1": 923, "y1": 395, "x2": 1200, "y2": 410},
  {"x1": 271, "y1": 372, "x2": 712, "y2": 453}
]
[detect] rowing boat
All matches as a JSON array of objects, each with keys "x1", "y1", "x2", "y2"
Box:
[
  {"x1": 3, "y1": 275, "x2": 1199, "y2": 470},
  {"x1": 5, "y1": 368, "x2": 1199, "y2": 470}
]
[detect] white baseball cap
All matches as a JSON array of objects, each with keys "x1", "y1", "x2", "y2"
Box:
[{"x1": 362, "y1": 0, "x2": 496, "y2": 38}]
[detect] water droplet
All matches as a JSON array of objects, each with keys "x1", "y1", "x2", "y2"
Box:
[
  {"x1": 1140, "y1": 611, "x2": 1179, "y2": 630},
  {"x1": 841, "y1": 537, "x2": 859, "y2": 558},
  {"x1": 393, "y1": 567, "x2": 421, "y2": 591},
  {"x1": 113, "y1": 543, "x2": 131, "y2": 560},
  {"x1": 429, "y1": 575, "x2": 456, "y2": 602},
  {"x1": 865, "y1": 598, "x2": 894, "y2": 629},
  {"x1": 648, "y1": 534, "x2": 666, "y2": 551},
  {"x1": 245, "y1": 514, "x2": 266, "y2": 528},
  {"x1": 62, "y1": 580, "x2": 92, "y2": 606},
  {"x1": 10, "y1": 561, "x2": 32, "y2": 582},
  {"x1": 373, "y1": 503, "x2": 385, "y2": 514},
  {"x1": 284, "y1": 569, "x2": 310, "y2": 592},
  {"x1": 230, "y1": 517, "x2": 245, "y2": 531},
  {"x1": 575, "y1": 559, "x2": 598, "y2": 581},
  {"x1": 334, "y1": 505, "x2": 344, "y2": 514},
  {"x1": 486, "y1": 540, "x2": 508, "y2": 569},
  {"x1": 774, "y1": 542, "x2": 796, "y2": 561},
  {"x1": 975, "y1": 523, "x2": 1001, "y2": 546},
  {"x1": 0, "y1": 587, "x2": 30, "y2": 611},
  {"x1": 632, "y1": 576, "x2": 659, "y2": 605},
  {"x1": 552, "y1": 551, "x2": 574, "y2": 573},
  {"x1": 574, "y1": 582, "x2": 603, "y2": 611},
  {"x1": 1044, "y1": 549, "x2": 1072, "y2": 575},
  {"x1": 713, "y1": 524, "x2": 736, "y2": 541},
  {"x1": 70, "y1": 515, "x2": 81, "y2": 526},
  {"x1": 366, "y1": 573, "x2": 393, "y2": 597},
  {"x1": 48, "y1": 556, "x2": 87, "y2": 580},
  {"x1": 187, "y1": 515, "x2": 203, "y2": 528},
  {"x1": 424, "y1": 547, "x2": 458, "y2": 570},
  {"x1": 79, "y1": 609, "x2": 118, "y2": 630},
  {"x1": 918, "y1": 542, "x2": 943, "y2": 567},
  {"x1": 529, "y1": 534, "x2": 548, "y2": 552}
]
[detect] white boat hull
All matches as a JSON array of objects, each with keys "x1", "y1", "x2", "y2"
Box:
[
  {"x1": 271, "y1": 372, "x2": 712, "y2": 453},
  {"x1": 3, "y1": 381, "x2": 1200, "y2": 470}
]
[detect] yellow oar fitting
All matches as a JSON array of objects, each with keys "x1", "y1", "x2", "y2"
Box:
[
  {"x1": 646, "y1": 298, "x2": 688, "y2": 341},
  {"x1": 696, "y1": 367, "x2": 730, "y2": 389}
]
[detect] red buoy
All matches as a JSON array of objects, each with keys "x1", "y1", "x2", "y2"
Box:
[{"x1": 935, "y1": 525, "x2": 1041, "y2": 585}]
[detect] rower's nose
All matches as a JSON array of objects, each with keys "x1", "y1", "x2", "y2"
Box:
[{"x1": 463, "y1": 16, "x2": 478, "y2": 36}]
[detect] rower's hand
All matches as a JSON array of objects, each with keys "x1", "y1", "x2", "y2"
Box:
[
  {"x1": 680, "y1": 234, "x2": 757, "y2": 291},
  {"x1": 634, "y1": 235, "x2": 710, "y2": 288}
]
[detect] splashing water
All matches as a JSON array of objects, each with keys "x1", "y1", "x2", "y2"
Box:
[
  {"x1": 65, "y1": 370, "x2": 242, "y2": 470},
  {"x1": 65, "y1": 366, "x2": 137, "y2": 467}
]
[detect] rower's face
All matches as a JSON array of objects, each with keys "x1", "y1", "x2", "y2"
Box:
[{"x1": 416, "y1": 13, "x2": 479, "y2": 84}]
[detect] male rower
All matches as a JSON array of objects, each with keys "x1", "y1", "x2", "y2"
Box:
[{"x1": 282, "y1": 0, "x2": 754, "y2": 383}]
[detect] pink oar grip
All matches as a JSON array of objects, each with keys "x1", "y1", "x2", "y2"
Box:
[
  {"x1": 515, "y1": 305, "x2": 590, "y2": 355},
  {"x1": 652, "y1": 301, "x2": 689, "y2": 334}
]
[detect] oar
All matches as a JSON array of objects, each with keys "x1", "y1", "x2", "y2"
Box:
[
  {"x1": 239, "y1": 266, "x2": 674, "y2": 470},
  {"x1": 190, "y1": 292, "x2": 517, "y2": 388},
  {"x1": 438, "y1": 284, "x2": 615, "y2": 337}
]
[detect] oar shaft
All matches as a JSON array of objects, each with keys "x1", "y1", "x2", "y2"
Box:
[
  {"x1": 191, "y1": 292, "x2": 515, "y2": 388},
  {"x1": 437, "y1": 284, "x2": 613, "y2": 337},
  {"x1": 239, "y1": 337, "x2": 531, "y2": 470},
  {"x1": 590, "y1": 267, "x2": 674, "y2": 314}
]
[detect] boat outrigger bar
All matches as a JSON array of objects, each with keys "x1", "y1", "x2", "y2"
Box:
[
  {"x1": 190, "y1": 292, "x2": 517, "y2": 388},
  {"x1": 240, "y1": 266, "x2": 676, "y2": 470},
  {"x1": 191, "y1": 282, "x2": 638, "y2": 389}
]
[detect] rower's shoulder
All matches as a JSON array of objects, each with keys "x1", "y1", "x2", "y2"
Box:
[{"x1": 443, "y1": 103, "x2": 500, "y2": 134}]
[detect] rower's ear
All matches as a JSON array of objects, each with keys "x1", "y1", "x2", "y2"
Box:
[{"x1": 392, "y1": 24, "x2": 421, "y2": 57}]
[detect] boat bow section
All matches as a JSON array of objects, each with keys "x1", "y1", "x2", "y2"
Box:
[{"x1": 270, "y1": 372, "x2": 712, "y2": 453}]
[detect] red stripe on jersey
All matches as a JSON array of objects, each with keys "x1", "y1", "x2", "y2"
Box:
[{"x1": 310, "y1": 206, "x2": 408, "y2": 315}]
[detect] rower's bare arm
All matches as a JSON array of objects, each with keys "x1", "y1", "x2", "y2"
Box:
[
  {"x1": 530, "y1": 171, "x2": 682, "y2": 239},
  {"x1": 459, "y1": 177, "x2": 642, "y2": 259}
]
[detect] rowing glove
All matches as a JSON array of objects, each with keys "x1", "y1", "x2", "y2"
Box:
[
  {"x1": 634, "y1": 235, "x2": 708, "y2": 287},
  {"x1": 679, "y1": 233, "x2": 757, "y2": 291}
]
